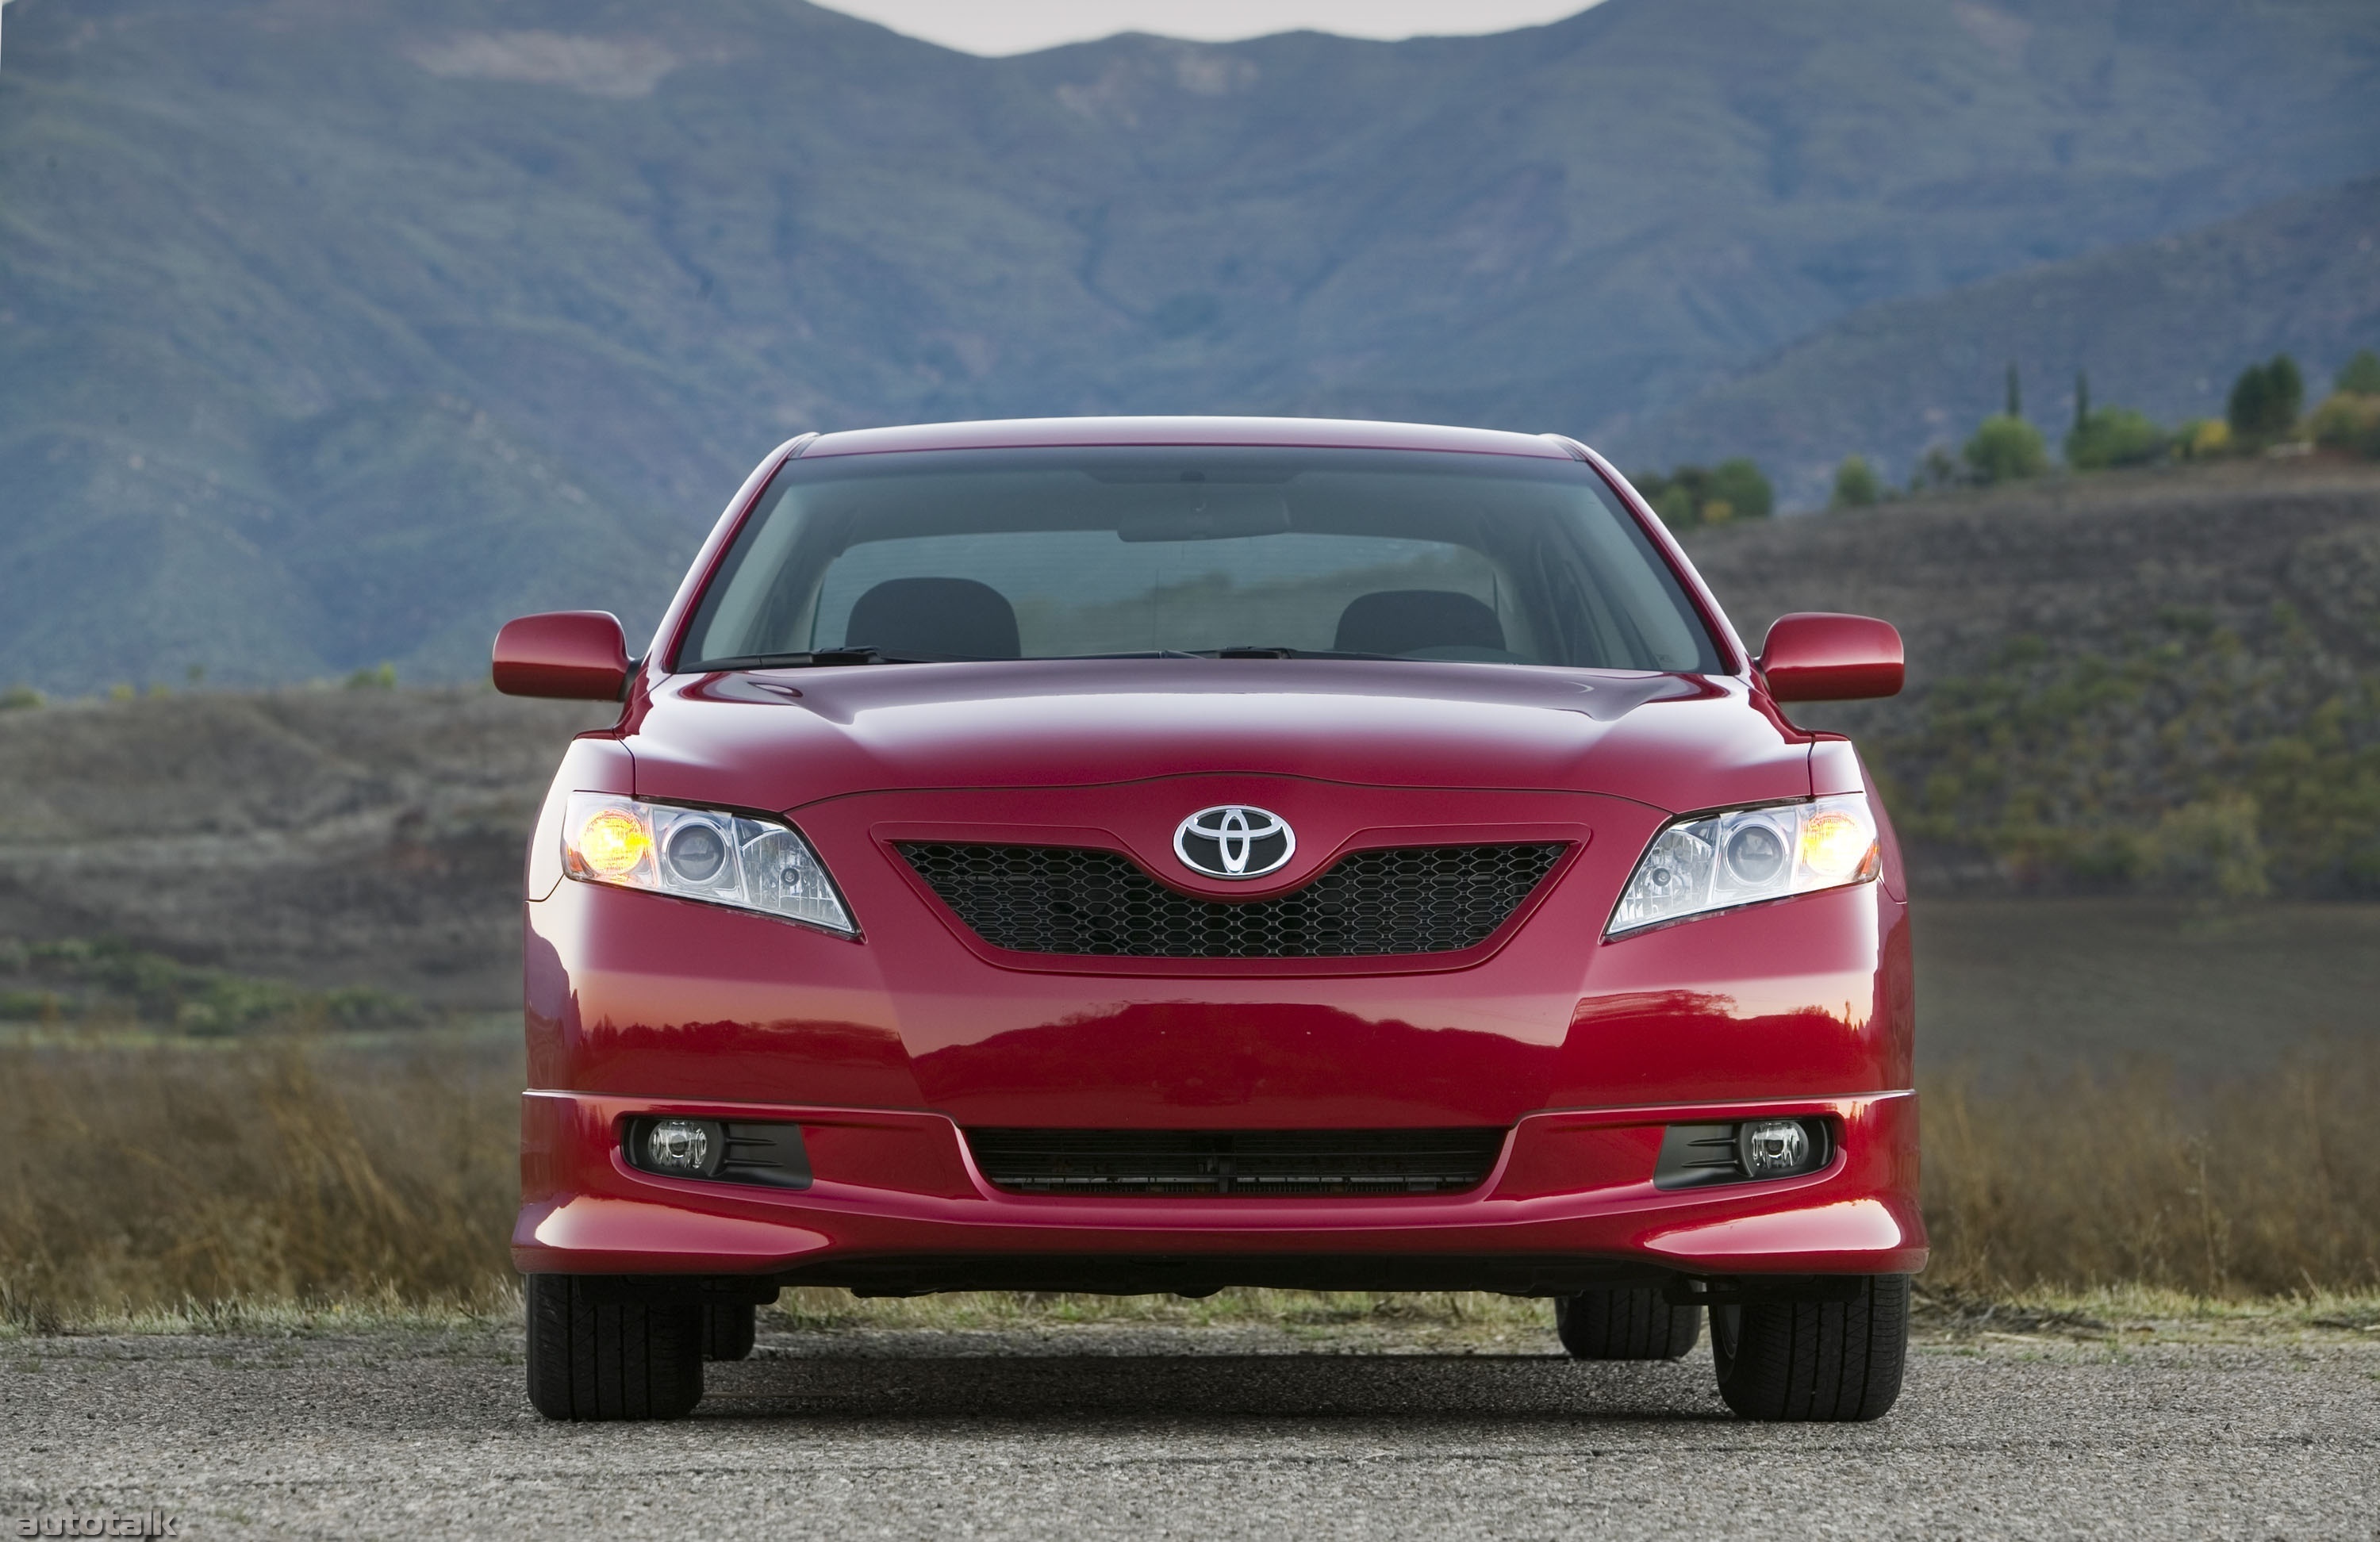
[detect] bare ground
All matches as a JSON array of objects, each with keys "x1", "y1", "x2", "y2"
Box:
[{"x1": 2, "y1": 1318, "x2": 2374, "y2": 1540}]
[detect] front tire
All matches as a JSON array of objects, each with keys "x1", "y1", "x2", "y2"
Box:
[
  {"x1": 1555, "y1": 1287, "x2": 1700, "y2": 1360},
  {"x1": 1710, "y1": 1274, "x2": 1909, "y2": 1421},
  {"x1": 525, "y1": 1275, "x2": 705, "y2": 1421}
]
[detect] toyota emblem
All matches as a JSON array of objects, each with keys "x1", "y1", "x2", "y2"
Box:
[{"x1": 1173, "y1": 805, "x2": 1296, "y2": 880}]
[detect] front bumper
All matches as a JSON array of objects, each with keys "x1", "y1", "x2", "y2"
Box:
[{"x1": 514, "y1": 1087, "x2": 1925, "y2": 1292}]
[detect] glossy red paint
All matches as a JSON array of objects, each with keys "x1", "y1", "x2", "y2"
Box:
[
  {"x1": 507, "y1": 419, "x2": 1925, "y2": 1295},
  {"x1": 514, "y1": 1085, "x2": 1922, "y2": 1281},
  {"x1": 1759, "y1": 612, "x2": 1906, "y2": 703},
  {"x1": 493, "y1": 611, "x2": 630, "y2": 701},
  {"x1": 628, "y1": 663, "x2": 1800, "y2": 818}
]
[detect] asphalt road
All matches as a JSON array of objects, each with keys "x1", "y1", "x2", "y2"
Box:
[{"x1": 4, "y1": 1324, "x2": 2375, "y2": 1540}]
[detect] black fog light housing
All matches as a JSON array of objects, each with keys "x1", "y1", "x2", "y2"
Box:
[
  {"x1": 624, "y1": 1118, "x2": 812, "y2": 1189},
  {"x1": 1654, "y1": 1118, "x2": 1832, "y2": 1189}
]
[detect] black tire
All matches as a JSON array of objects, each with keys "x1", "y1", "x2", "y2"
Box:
[
  {"x1": 1710, "y1": 1274, "x2": 1909, "y2": 1421},
  {"x1": 1555, "y1": 1287, "x2": 1701, "y2": 1360},
  {"x1": 525, "y1": 1275, "x2": 704, "y2": 1421},
  {"x1": 703, "y1": 1299, "x2": 758, "y2": 1361}
]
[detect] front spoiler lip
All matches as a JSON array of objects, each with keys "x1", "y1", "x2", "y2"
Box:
[{"x1": 516, "y1": 1089, "x2": 1926, "y2": 1281}]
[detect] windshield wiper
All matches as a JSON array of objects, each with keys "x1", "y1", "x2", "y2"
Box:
[
  {"x1": 697, "y1": 646, "x2": 965, "y2": 669},
  {"x1": 1207, "y1": 646, "x2": 1395, "y2": 661},
  {"x1": 1071, "y1": 646, "x2": 1391, "y2": 661}
]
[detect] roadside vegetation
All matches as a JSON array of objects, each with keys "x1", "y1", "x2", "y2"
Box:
[
  {"x1": 1830, "y1": 347, "x2": 2380, "y2": 507},
  {"x1": 0, "y1": 938, "x2": 424, "y2": 1036},
  {"x1": 2, "y1": 1026, "x2": 2373, "y2": 1333},
  {"x1": 1881, "y1": 609, "x2": 2380, "y2": 897},
  {"x1": 1626, "y1": 458, "x2": 1775, "y2": 529}
]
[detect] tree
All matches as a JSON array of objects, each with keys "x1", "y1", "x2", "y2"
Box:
[
  {"x1": 2336, "y1": 348, "x2": 2380, "y2": 396},
  {"x1": 1964, "y1": 415, "x2": 2048, "y2": 484},
  {"x1": 1632, "y1": 468, "x2": 1701, "y2": 529},
  {"x1": 2227, "y1": 354, "x2": 2304, "y2": 443},
  {"x1": 1652, "y1": 482, "x2": 1700, "y2": 528},
  {"x1": 1631, "y1": 460, "x2": 1771, "y2": 525},
  {"x1": 1708, "y1": 458, "x2": 1773, "y2": 520},
  {"x1": 2065, "y1": 406, "x2": 2166, "y2": 470},
  {"x1": 2006, "y1": 361, "x2": 2022, "y2": 420},
  {"x1": 1831, "y1": 455, "x2": 1881, "y2": 508},
  {"x1": 2073, "y1": 370, "x2": 2090, "y2": 435}
]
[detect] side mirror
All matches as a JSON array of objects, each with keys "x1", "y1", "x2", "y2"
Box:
[
  {"x1": 1758, "y1": 612, "x2": 1904, "y2": 702},
  {"x1": 493, "y1": 611, "x2": 631, "y2": 700}
]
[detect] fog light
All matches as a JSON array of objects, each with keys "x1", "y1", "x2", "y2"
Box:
[
  {"x1": 1739, "y1": 1118, "x2": 1819, "y2": 1178},
  {"x1": 643, "y1": 1118, "x2": 720, "y2": 1176}
]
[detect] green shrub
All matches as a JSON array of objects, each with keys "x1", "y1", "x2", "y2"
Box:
[
  {"x1": 1633, "y1": 459, "x2": 1774, "y2": 527},
  {"x1": 2064, "y1": 407, "x2": 2166, "y2": 470},
  {"x1": 1650, "y1": 480, "x2": 1700, "y2": 530},
  {"x1": 1831, "y1": 455, "x2": 1882, "y2": 508},
  {"x1": 1706, "y1": 458, "x2": 1774, "y2": 520},
  {"x1": 0, "y1": 685, "x2": 42, "y2": 712},
  {"x1": 2174, "y1": 417, "x2": 2231, "y2": 459},
  {"x1": 346, "y1": 662, "x2": 398, "y2": 691},
  {"x1": 1885, "y1": 612, "x2": 2380, "y2": 896},
  {"x1": 2335, "y1": 348, "x2": 2380, "y2": 396},
  {"x1": 2309, "y1": 391, "x2": 2380, "y2": 459},
  {"x1": 1963, "y1": 414, "x2": 2048, "y2": 484},
  {"x1": 16, "y1": 937, "x2": 429, "y2": 1033}
]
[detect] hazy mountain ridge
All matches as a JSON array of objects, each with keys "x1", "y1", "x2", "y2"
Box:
[{"x1": 2, "y1": 0, "x2": 2376, "y2": 689}]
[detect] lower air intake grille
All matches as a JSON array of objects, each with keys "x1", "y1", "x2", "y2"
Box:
[
  {"x1": 966, "y1": 1128, "x2": 1507, "y2": 1196},
  {"x1": 896, "y1": 842, "x2": 1566, "y2": 957}
]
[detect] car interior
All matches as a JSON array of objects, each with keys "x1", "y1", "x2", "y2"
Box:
[
  {"x1": 844, "y1": 577, "x2": 1023, "y2": 658},
  {"x1": 843, "y1": 579, "x2": 1513, "y2": 661}
]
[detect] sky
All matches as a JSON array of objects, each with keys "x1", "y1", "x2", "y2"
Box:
[{"x1": 810, "y1": 1, "x2": 1605, "y2": 56}]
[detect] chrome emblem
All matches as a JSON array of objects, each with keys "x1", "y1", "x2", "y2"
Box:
[{"x1": 1173, "y1": 805, "x2": 1296, "y2": 880}]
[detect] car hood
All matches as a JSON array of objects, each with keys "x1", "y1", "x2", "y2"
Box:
[{"x1": 620, "y1": 658, "x2": 1814, "y2": 815}]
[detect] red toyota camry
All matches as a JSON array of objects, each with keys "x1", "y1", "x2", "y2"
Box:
[{"x1": 493, "y1": 416, "x2": 1921, "y2": 1422}]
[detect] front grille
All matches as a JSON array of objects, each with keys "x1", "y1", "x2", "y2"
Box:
[
  {"x1": 967, "y1": 1128, "x2": 1507, "y2": 1196},
  {"x1": 896, "y1": 841, "x2": 1566, "y2": 957}
]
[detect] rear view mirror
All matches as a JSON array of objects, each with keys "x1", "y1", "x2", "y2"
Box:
[
  {"x1": 1758, "y1": 612, "x2": 1903, "y2": 702},
  {"x1": 1115, "y1": 487, "x2": 1291, "y2": 543},
  {"x1": 493, "y1": 611, "x2": 631, "y2": 700}
]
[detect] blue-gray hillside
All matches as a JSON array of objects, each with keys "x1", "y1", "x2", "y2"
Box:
[
  {"x1": 1617, "y1": 178, "x2": 2380, "y2": 508},
  {"x1": 1, "y1": 0, "x2": 2375, "y2": 689}
]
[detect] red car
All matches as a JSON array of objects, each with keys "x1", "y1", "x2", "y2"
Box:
[{"x1": 493, "y1": 416, "x2": 1921, "y2": 1422}]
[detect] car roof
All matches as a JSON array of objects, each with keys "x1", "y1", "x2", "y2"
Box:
[{"x1": 799, "y1": 415, "x2": 1580, "y2": 461}]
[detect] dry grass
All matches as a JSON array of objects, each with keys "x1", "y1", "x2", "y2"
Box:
[
  {"x1": 2, "y1": 1030, "x2": 2374, "y2": 1333},
  {"x1": 1921, "y1": 1045, "x2": 2380, "y2": 1296},
  {"x1": 0, "y1": 1031, "x2": 518, "y2": 1330}
]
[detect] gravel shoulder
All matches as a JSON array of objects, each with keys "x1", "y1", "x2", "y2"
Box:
[{"x1": 5, "y1": 1320, "x2": 2375, "y2": 1540}]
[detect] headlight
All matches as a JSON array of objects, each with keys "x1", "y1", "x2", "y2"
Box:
[
  {"x1": 561, "y1": 792, "x2": 857, "y2": 935},
  {"x1": 1606, "y1": 794, "x2": 1879, "y2": 938}
]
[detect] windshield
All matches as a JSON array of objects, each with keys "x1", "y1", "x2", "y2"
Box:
[{"x1": 675, "y1": 447, "x2": 1725, "y2": 673}]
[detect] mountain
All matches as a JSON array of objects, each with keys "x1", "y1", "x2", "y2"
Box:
[
  {"x1": 2, "y1": 0, "x2": 2376, "y2": 691},
  {"x1": 1614, "y1": 177, "x2": 2380, "y2": 508}
]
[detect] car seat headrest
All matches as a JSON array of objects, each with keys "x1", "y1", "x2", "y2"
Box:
[
  {"x1": 844, "y1": 577, "x2": 1021, "y2": 659},
  {"x1": 1333, "y1": 589, "x2": 1505, "y2": 657}
]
